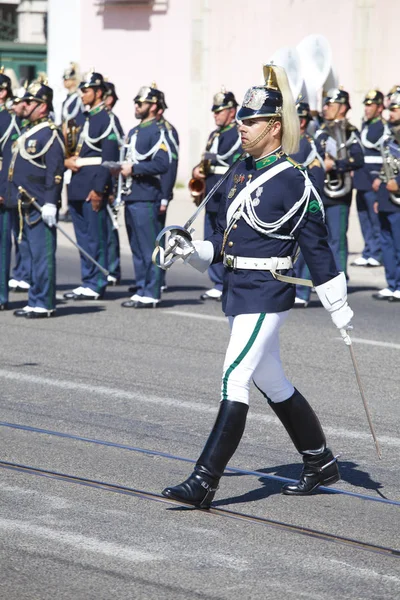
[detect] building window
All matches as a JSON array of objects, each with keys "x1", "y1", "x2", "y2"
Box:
[{"x1": 0, "y1": 3, "x2": 18, "y2": 42}]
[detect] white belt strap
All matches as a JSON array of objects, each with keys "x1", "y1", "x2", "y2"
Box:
[
  {"x1": 209, "y1": 165, "x2": 229, "y2": 175},
  {"x1": 75, "y1": 157, "x2": 102, "y2": 167},
  {"x1": 223, "y1": 253, "x2": 313, "y2": 286},
  {"x1": 364, "y1": 156, "x2": 383, "y2": 164}
]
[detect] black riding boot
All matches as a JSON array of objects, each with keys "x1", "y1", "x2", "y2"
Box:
[
  {"x1": 162, "y1": 400, "x2": 249, "y2": 508},
  {"x1": 268, "y1": 389, "x2": 340, "y2": 495}
]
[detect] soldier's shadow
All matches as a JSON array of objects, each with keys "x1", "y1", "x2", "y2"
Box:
[
  {"x1": 212, "y1": 460, "x2": 387, "y2": 507},
  {"x1": 57, "y1": 305, "x2": 106, "y2": 317}
]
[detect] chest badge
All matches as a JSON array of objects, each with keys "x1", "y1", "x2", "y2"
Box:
[
  {"x1": 27, "y1": 139, "x2": 37, "y2": 154},
  {"x1": 228, "y1": 185, "x2": 237, "y2": 199},
  {"x1": 233, "y1": 174, "x2": 245, "y2": 184},
  {"x1": 252, "y1": 185, "x2": 263, "y2": 207}
]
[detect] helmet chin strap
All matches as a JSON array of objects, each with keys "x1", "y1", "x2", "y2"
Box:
[
  {"x1": 25, "y1": 102, "x2": 40, "y2": 120},
  {"x1": 242, "y1": 118, "x2": 277, "y2": 150}
]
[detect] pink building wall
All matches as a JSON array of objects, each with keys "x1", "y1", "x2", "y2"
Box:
[{"x1": 48, "y1": 0, "x2": 400, "y2": 184}]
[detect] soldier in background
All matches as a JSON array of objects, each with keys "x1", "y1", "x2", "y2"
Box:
[
  {"x1": 10, "y1": 79, "x2": 64, "y2": 318},
  {"x1": 7, "y1": 89, "x2": 32, "y2": 294},
  {"x1": 63, "y1": 70, "x2": 119, "y2": 301},
  {"x1": 371, "y1": 92, "x2": 400, "y2": 302},
  {"x1": 351, "y1": 90, "x2": 385, "y2": 268},
  {"x1": 104, "y1": 80, "x2": 124, "y2": 286},
  {"x1": 191, "y1": 89, "x2": 242, "y2": 301},
  {"x1": 115, "y1": 84, "x2": 169, "y2": 308},
  {"x1": 156, "y1": 88, "x2": 179, "y2": 293},
  {"x1": 59, "y1": 63, "x2": 84, "y2": 223},
  {"x1": 315, "y1": 89, "x2": 364, "y2": 278},
  {"x1": 291, "y1": 99, "x2": 325, "y2": 307},
  {"x1": 0, "y1": 69, "x2": 23, "y2": 309}
]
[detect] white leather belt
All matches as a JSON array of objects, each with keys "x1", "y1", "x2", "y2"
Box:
[
  {"x1": 223, "y1": 254, "x2": 292, "y2": 270},
  {"x1": 364, "y1": 156, "x2": 383, "y2": 164},
  {"x1": 75, "y1": 157, "x2": 102, "y2": 167},
  {"x1": 209, "y1": 165, "x2": 229, "y2": 175}
]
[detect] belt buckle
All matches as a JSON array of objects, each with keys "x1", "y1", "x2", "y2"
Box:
[{"x1": 225, "y1": 255, "x2": 234, "y2": 268}]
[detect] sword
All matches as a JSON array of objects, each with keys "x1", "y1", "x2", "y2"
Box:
[
  {"x1": 340, "y1": 329, "x2": 382, "y2": 459},
  {"x1": 152, "y1": 151, "x2": 248, "y2": 269},
  {"x1": 18, "y1": 186, "x2": 109, "y2": 278}
]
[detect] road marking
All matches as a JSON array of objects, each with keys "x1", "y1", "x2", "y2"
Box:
[
  {"x1": 0, "y1": 369, "x2": 398, "y2": 449},
  {"x1": 164, "y1": 312, "x2": 400, "y2": 350},
  {"x1": 0, "y1": 518, "x2": 162, "y2": 562},
  {"x1": 164, "y1": 309, "x2": 227, "y2": 322}
]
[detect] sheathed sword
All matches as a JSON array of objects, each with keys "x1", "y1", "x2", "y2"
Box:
[
  {"x1": 340, "y1": 329, "x2": 382, "y2": 459},
  {"x1": 152, "y1": 151, "x2": 248, "y2": 269},
  {"x1": 18, "y1": 186, "x2": 109, "y2": 278}
]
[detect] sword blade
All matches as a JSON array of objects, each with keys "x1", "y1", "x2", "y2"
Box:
[{"x1": 341, "y1": 329, "x2": 382, "y2": 459}]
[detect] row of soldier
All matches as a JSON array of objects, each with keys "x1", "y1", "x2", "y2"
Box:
[{"x1": 0, "y1": 64, "x2": 399, "y2": 317}]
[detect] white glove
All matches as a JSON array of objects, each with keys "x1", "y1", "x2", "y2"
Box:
[
  {"x1": 168, "y1": 234, "x2": 195, "y2": 260},
  {"x1": 315, "y1": 272, "x2": 354, "y2": 330},
  {"x1": 41, "y1": 203, "x2": 57, "y2": 228}
]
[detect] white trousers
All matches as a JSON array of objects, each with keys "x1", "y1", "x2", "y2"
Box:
[{"x1": 221, "y1": 312, "x2": 294, "y2": 405}]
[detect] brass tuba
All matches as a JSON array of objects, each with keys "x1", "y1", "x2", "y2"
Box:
[
  {"x1": 380, "y1": 137, "x2": 400, "y2": 206},
  {"x1": 63, "y1": 118, "x2": 80, "y2": 158},
  {"x1": 323, "y1": 119, "x2": 352, "y2": 199},
  {"x1": 188, "y1": 154, "x2": 211, "y2": 206}
]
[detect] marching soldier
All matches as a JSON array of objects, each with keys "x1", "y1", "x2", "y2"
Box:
[
  {"x1": 291, "y1": 99, "x2": 325, "y2": 307},
  {"x1": 104, "y1": 80, "x2": 124, "y2": 286},
  {"x1": 0, "y1": 69, "x2": 23, "y2": 309},
  {"x1": 191, "y1": 88, "x2": 242, "y2": 301},
  {"x1": 63, "y1": 70, "x2": 119, "y2": 301},
  {"x1": 9, "y1": 78, "x2": 65, "y2": 318},
  {"x1": 351, "y1": 90, "x2": 385, "y2": 267},
  {"x1": 160, "y1": 65, "x2": 353, "y2": 508},
  {"x1": 315, "y1": 89, "x2": 364, "y2": 277},
  {"x1": 116, "y1": 84, "x2": 169, "y2": 308},
  {"x1": 156, "y1": 88, "x2": 179, "y2": 292},
  {"x1": 371, "y1": 92, "x2": 400, "y2": 302}
]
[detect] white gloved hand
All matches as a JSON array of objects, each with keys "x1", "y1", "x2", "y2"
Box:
[
  {"x1": 168, "y1": 234, "x2": 195, "y2": 260},
  {"x1": 186, "y1": 240, "x2": 214, "y2": 272},
  {"x1": 41, "y1": 203, "x2": 57, "y2": 228},
  {"x1": 315, "y1": 272, "x2": 354, "y2": 330}
]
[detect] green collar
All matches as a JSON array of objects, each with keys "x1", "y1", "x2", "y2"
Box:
[
  {"x1": 220, "y1": 122, "x2": 236, "y2": 134},
  {"x1": 89, "y1": 103, "x2": 105, "y2": 116},
  {"x1": 0, "y1": 104, "x2": 5, "y2": 113},
  {"x1": 138, "y1": 117, "x2": 156, "y2": 129},
  {"x1": 255, "y1": 150, "x2": 283, "y2": 170},
  {"x1": 370, "y1": 116, "x2": 382, "y2": 124},
  {"x1": 27, "y1": 117, "x2": 48, "y2": 129}
]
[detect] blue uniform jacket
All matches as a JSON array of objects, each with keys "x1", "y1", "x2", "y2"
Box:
[
  {"x1": 122, "y1": 118, "x2": 169, "y2": 203},
  {"x1": 208, "y1": 152, "x2": 338, "y2": 316},
  {"x1": 315, "y1": 121, "x2": 364, "y2": 206},
  {"x1": 290, "y1": 133, "x2": 325, "y2": 193},
  {"x1": 159, "y1": 117, "x2": 179, "y2": 202},
  {"x1": 68, "y1": 104, "x2": 120, "y2": 201},
  {"x1": 202, "y1": 123, "x2": 242, "y2": 213},
  {"x1": 61, "y1": 91, "x2": 84, "y2": 124},
  {"x1": 0, "y1": 106, "x2": 21, "y2": 205},
  {"x1": 10, "y1": 117, "x2": 65, "y2": 219},
  {"x1": 353, "y1": 117, "x2": 386, "y2": 191}
]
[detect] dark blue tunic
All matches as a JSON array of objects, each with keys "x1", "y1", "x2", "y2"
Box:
[{"x1": 208, "y1": 152, "x2": 338, "y2": 316}]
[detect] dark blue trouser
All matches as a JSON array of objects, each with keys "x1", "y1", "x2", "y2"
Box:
[
  {"x1": 325, "y1": 203, "x2": 350, "y2": 276},
  {"x1": 204, "y1": 211, "x2": 224, "y2": 291},
  {"x1": 356, "y1": 190, "x2": 381, "y2": 261},
  {"x1": 24, "y1": 217, "x2": 56, "y2": 310},
  {"x1": 11, "y1": 208, "x2": 31, "y2": 284},
  {"x1": 0, "y1": 206, "x2": 12, "y2": 304},
  {"x1": 379, "y1": 211, "x2": 400, "y2": 292},
  {"x1": 294, "y1": 251, "x2": 311, "y2": 302},
  {"x1": 69, "y1": 200, "x2": 108, "y2": 296},
  {"x1": 125, "y1": 201, "x2": 162, "y2": 300},
  {"x1": 105, "y1": 206, "x2": 121, "y2": 280},
  {"x1": 157, "y1": 209, "x2": 167, "y2": 288}
]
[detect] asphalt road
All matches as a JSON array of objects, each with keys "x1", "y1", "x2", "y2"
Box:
[{"x1": 0, "y1": 211, "x2": 399, "y2": 599}]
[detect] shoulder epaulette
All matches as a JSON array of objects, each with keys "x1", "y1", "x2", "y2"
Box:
[{"x1": 286, "y1": 156, "x2": 304, "y2": 169}]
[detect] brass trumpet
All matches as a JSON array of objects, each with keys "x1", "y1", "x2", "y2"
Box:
[{"x1": 188, "y1": 155, "x2": 211, "y2": 206}]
